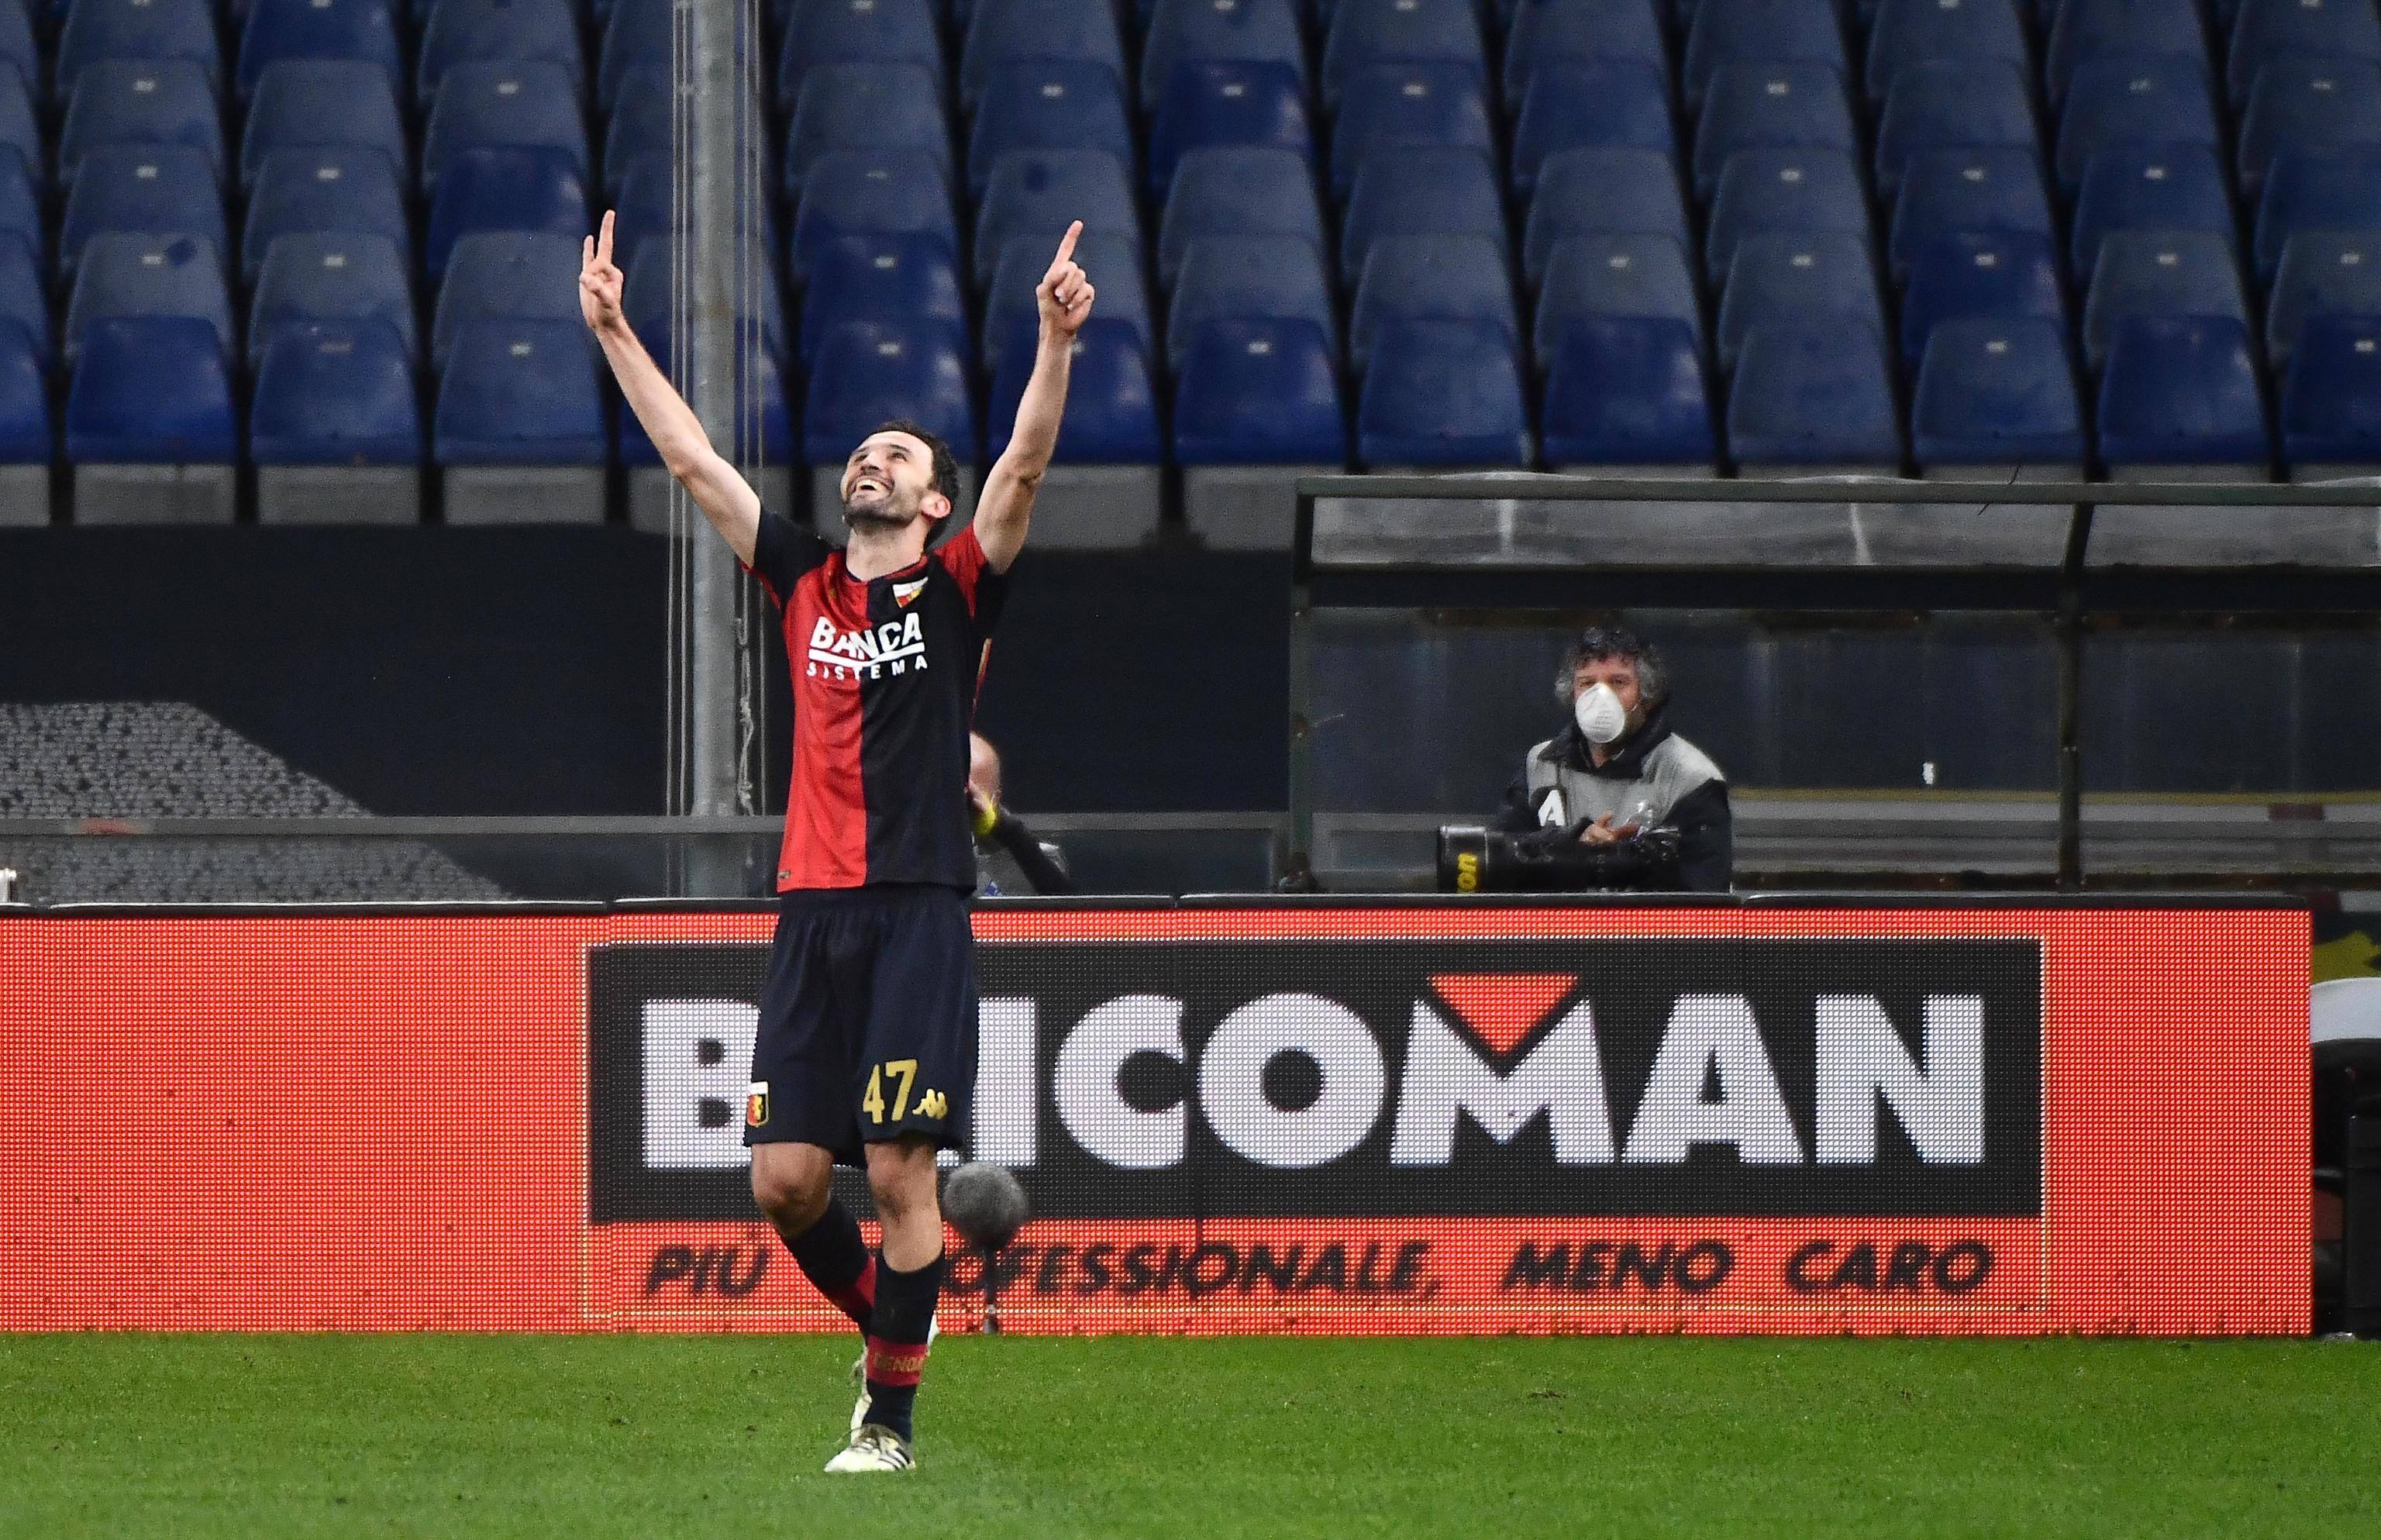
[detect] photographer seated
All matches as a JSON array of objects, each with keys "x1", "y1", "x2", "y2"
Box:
[
  {"x1": 969, "y1": 732, "x2": 1076, "y2": 897},
  {"x1": 1492, "y1": 626, "x2": 1732, "y2": 893}
]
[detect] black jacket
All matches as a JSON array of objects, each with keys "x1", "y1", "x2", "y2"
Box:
[{"x1": 1495, "y1": 710, "x2": 1733, "y2": 893}]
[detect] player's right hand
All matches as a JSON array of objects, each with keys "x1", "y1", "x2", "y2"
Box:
[{"x1": 580, "y1": 210, "x2": 626, "y2": 335}]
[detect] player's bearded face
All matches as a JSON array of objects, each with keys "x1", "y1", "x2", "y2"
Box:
[{"x1": 842, "y1": 436, "x2": 936, "y2": 531}]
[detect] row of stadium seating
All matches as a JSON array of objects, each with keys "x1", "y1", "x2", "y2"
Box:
[{"x1": 12, "y1": 0, "x2": 2381, "y2": 536}]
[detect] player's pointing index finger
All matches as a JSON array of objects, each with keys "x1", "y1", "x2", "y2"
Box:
[
  {"x1": 595, "y1": 209, "x2": 615, "y2": 268},
  {"x1": 1050, "y1": 219, "x2": 1081, "y2": 270}
]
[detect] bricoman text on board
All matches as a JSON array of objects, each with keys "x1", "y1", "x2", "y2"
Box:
[{"x1": 588, "y1": 935, "x2": 2042, "y2": 1303}]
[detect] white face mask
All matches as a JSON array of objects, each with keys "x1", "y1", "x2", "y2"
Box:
[{"x1": 1573, "y1": 682, "x2": 1628, "y2": 745}]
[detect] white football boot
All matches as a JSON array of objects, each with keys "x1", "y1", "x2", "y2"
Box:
[
  {"x1": 848, "y1": 1315, "x2": 937, "y2": 1436},
  {"x1": 824, "y1": 1424, "x2": 915, "y2": 1473}
]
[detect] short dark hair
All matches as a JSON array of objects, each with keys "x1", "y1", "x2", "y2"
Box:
[
  {"x1": 873, "y1": 419, "x2": 960, "y2": 505},
  {"x1": 1557, "y1": 624, "x2": 1669, "y2": 707}
]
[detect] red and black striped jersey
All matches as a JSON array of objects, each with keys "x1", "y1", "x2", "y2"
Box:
[{"x1": 743, "y1": 511, "x2": 1008, "y2": 892}]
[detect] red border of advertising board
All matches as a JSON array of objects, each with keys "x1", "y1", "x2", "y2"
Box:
[{"x1": 0, "y1": 903, "x2": 2309, "y2": 1335}]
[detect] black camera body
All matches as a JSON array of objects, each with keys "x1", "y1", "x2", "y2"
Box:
[{"x1": 1437, "y1": 823, "x2": 1683, "y2": 893}]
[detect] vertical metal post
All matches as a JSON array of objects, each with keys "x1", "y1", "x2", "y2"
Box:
[
  {"x1": 1283, "y1": 488, "x2": 1318, "y2": 890},
  {"x1": 2055, "y1": 502, "x2": 2095, "y2": 890},
  {"x1": 684, "y1": 0, "x2": 743, "y2": 825}
]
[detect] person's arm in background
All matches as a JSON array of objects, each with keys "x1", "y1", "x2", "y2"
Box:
[
  {"x1": 580, "y1": 210, "x2": 760, "y2": 565},
  {"x1": 969, "y1": 784, "x2": 1078, "y2": 895},
  {"x1": 1663, "y1": 780, "x2": 1733, "y2": 893},
  {"x1": 970, "y1": 221, "x2": 1094, "y2": 573},
  {"x1": 1494, "y1": 763, "x2": 1545, "y2": 833}
]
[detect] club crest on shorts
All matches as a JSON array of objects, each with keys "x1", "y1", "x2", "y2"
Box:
[{"x1": 746, "y1": 1081, "x2": 769, "y2": 1128}]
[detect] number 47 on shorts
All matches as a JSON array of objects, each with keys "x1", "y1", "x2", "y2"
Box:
[{"x1": 863, "y1": 1059, "x2": 948, "y2": 1123}]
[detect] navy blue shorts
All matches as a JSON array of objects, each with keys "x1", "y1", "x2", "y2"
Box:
[{"x1": 743, "y1": 884, "x2": 977, "y2": 1165}]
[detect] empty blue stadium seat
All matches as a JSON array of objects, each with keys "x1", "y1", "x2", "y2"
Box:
[
  {"x1": 2240, "y1": 60, "x2": 2381, "y2": 200},
  {"x1": 1867, "y1": 0, "x2": 2028, "y2": 102},
  {"x1": 1358, "y1": 317, "x2": 1531, "y2": 466},
  {"x1": 0, "y1": 319, "x2": 45, "y2": 461},
  {"x1": 2056, "y1": 53, "x2": 2219, "y2": 196},
  {"x1": 1875, "y1": 60, "x2": 2038, "y2": 200},
  {"x1": 1889, "y1": 146, "x2": 2056, "y2": 283},
  {"x1": 803, "y1": 320, "x2": 977, "y2": 465},
  {"x1": 436, "y1": 320, "x2": 608, "y2": 465},
  {"x1": 1535, "y1": 233, "x2": 1700, "y2": 361},
  {"x1": 2281, "y1": 312, "x2": 2381, "y2": 465},
  {"x1": 605, "y1": 0, "x2": 672, "y2": 112},
  {"x1": 1169, "y1": 233, "x2": 1336, "y2": 368},
  {"x1": 250, "y1": 232, "x2": 414, "y2": 367},
  {"x1": 1525, "y1": 147, "x2": 1690, "y2": 284},
  {"x1": 1332, "y1": 62, "x2": 1494, "y2": 199},
  {"x1": 1341, "y1": 148, "x2": 1503, "y2": 285},
  {"x1": 1321, "y1": 0, "x2": 1486, "y2": 112},
  {"x1": 1148, "y1": 60, "x2": 1312, "y2": 198},
  {"x1": 984, "y1": 229, "x2": 1146, "y2": 357},
  {"x1": 792, "y1": 149, "x2": 958, "y2": 281},
  {"x1": 2072, "y1": 143, "x2": 2233, "y2": 277},
  {"x1": 2083, "y1": 229, "x2": 2248, "y2": 367},
  {"x1": 976, "y1": 150, "x2": 1139, "y2": 285},
  {"x1": 1683, "y1": 0, "x2": 1845, "y2": 108},
  {"x1": 1511, "y1": 57, "x2": 1673, "y2": 197},
  {"x1": 1704, "y1": 147, "x2": 1869, "y2": 282},
  {"x1": 2257, "y1": 153, "x2": 2381, "y2": 285},
  {"x1": 1910, "y1": 315, "x2": 2085, "y2": 467},
  {"x1": 2229, "y1": 0, "x2": 2381, "y2": 107},
  {"x1": 776, "y1": 0, "x2": 943, "y2": 112},
  {"x1": 961, "y1": 0, "x2": 1127, "y2": 111},
  {"x1": 61, "y1": 145, "x2": 228, "y2": 277},
  {"x1": 2267, "y1": 230, "x2": 2381, "y2": 366},
  {"x1": 972, "y1": 60, "x2": 1134, "y2": 200},
  {"x1": 0, "y1": 241, "x2": 45, "y2": 365},
  {"x1": 236, "y1": 0, "x2": 402, "y2": 103},
  {"x1": 0, "y1": 156, "x2": 33, "y2": 270},
  {"x1": 243, "y1": 147, "x2": 408, "y2": 284},
  {"x1": 1694, "y1": 61, "x2": 1857, "y2": 200},
  {"x1": 1159, "y1": 146, "x2": 1325, "y2": 288},
  {"x1": 1142, "y1": 0, "x2": 1307, "y2": 109},
  {"x1": 1352, "y1": 233, "x2": 1518, "y2": 367},
  {"x1": 1901, "y1": 230, "x2": 2064, "y2": 372},
  {"x1": 1172, "y1": 316, "x2": 1346, "y2": 464},
  {"x1": 2097, "y1": 315, "x2": 2269, "y2": 467},
  {"x1": 987, "y1": 319, "x2": 1159, "y2": 461},
  {"x1": 57, "y1": 0, "x2": 219, "y2": 101},
  {"x1": 242, "y1": 61, "x2": 408, "y2": 193},
  {"x1": 2045, "y1": 0, "x2": 2209, "y2": 108},
  {"x1": 432, "y1": 231, "x2": 581, "y2": 369},
  {"x1": 62, "y1": 62, "x2": 224, "y2": 187},
  {"x1": 423, "y1": 62, "x2": 590, "y2": 195},
  {"x1": 0, "y1": 67, "x2": 28, "y2": 189},
  {"x1": 0, "y1": 1, "x2": 33, "y2": 112},
  {"x1": 418, "y1": 0, "x2": 583, "y2": 108},
  {"x1": 1541, "y1": 315, "x2": 1713, "y2": 467},
  {"x1": 787, "y1": 64, "x2": 951, "y2": 198},
  {"x1": 1728, "y1": 325, "x2": 1901, "y2": 465},
  {"x1": 1504, "y1": 0, "x2": 1666, "y2": 105},
  {"x1": 1718, "y1": 231, "x2": 1883, "y2": 371},
  {"x1": 68, "y1": 316, "x2": 235, "y2": 463},
  {"x1": 801, "y1": 233, "x2": 966, "y2": 365},
  {"x1": 425, "y1": 146, "x2": 591, "y2": 281},
  {"x1": 66, "y1": 232, "x2": 232, "y2": 362},
  {"x1": 251, "y1": 319, "x2": 419, "y2": 464}
]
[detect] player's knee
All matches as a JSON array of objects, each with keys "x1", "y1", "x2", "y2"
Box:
[
  {"x1": 750, "y1": 1154, "x2": 830, "y2": 1230},
  {"x1": 863, "y1": 1144, "x2": 939, "y2": 1225}
]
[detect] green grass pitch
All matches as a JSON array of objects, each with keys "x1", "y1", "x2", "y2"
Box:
[{"x1": 4, "y1": 1334, "x2": 2373, "y2": 1538}]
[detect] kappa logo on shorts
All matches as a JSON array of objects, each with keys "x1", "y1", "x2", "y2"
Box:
[{"x1": 746, "y1": 1081, "x2": 768, "y2": 1128}]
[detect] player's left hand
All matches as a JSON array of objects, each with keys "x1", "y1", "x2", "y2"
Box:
[{"x1": 1036, "y1": 221, "x2": 1095, "y2": 338}]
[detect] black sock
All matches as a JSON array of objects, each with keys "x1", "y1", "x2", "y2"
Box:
[
  {"x1": 778, "y1": 1200, "x2": 875, "y2": 1333},
  {"x1": 861, "y1": 1250, "x2": 944, "y2": 1442}
]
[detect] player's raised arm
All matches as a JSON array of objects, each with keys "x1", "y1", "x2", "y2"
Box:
[
  {"x1": 973, "y1": 220, "x2": 1094, "y2": 573},
  {"x1": 578, "y1": 211, "x2": 761, "y2": 565}
]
